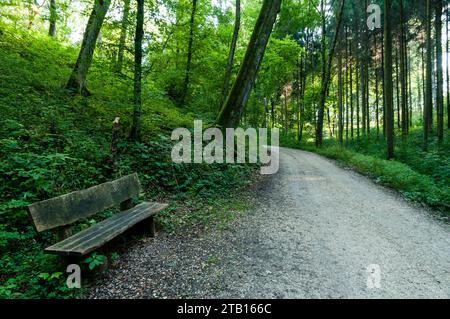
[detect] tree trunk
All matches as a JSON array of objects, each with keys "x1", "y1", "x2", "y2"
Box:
[
  {"x1": 384, "y1": 0, "x2": 395, "y2": 159},
  {"x1": 221, "y1": 0, "x2": 241, "y2": 106},
  {"x1": 130, "y1": 0, "x2": 144, "y2": 142},
  {"x1": 356, "y1": 56, "x2": 360, "y2": 139},
  {"x1": 338, "y1": 43, "x2": 344, "y2": 145},
  {"x1": 116, "y1": 0, "x2": 131, "y2": 74},
  {"x1": 421, "y1": 44, "x2": 426, "y2": 120},
  {"x1": 361, "y1": 0, "x2": 369, "y2": 136},
  {"x1": 435, "y1": 0, "x2": 444, "y2": 142},
  {"x1": 315, "y1": 0, "x2": 345, "y2": 147},
  {"x1": 66, "y1": 0, "x2": 111, "y2": 96},
  {"x1": 345, "y1": 27, "x2": 349, "y2": 142},
  {"x1": 375, "y1": 32, "x2": 380, "y2": 139},
  {"x1": 395, "y1": 44, "x2": 401, "y2": 129},
  {"x1": 216, "y1": 0, "x2": 282, "y2": 128},
  {"x1": 180, "y1": 0, "x2": 198, "y2": 106},
  {"x1": 399, "y1": 0, "x2": 407, "y2": 140},
  {"x1": 350, "y1": 52, "x2": 354, "y2": 140},
  {"x1": 447, "y1": 7, "x2": 450, "y2": 129},
  {"x1": 424, "y1": 0, "x2": 433, "y2": 150},
  {"x1": 49, "y1": 0, "x2": 57, "y2": 37},
  {"x1": 381, "y1": 31, "x2": 386, "y2": 136}
]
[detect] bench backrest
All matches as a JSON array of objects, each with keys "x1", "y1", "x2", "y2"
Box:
[{"x1": 27, "y1": 173, "x2": 142, "y2": 232}]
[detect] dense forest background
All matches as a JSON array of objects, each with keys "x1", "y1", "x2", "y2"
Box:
[{"x1": 0, "y1": 0, "x2": 449, "y2": 298}]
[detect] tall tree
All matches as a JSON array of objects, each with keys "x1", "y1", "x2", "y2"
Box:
[
  {"x1": 435, "y1": 0, "x2": 444, "y2": 142},
  {"x1": 384, "y1": 0, "x2": 394, "y2": 159},
  {"x1": 116, "y1": 0, "x2": 131, "y2": 74},
  {"x1": 66, "y1": 0, "x2": 111, "y2": 95},
  {"x1": 221, "y1": 0, "x2": 241, "y2": 106},
  {"x1": 338, "y1": 40, "x2": 344, "y2": 145},
  {"x1": 49, "y1": 0, "x2": 57, "y2": 37},
  {"x1": 130, "y1": 0, "x2": 144, "y2": 142},
  {"x1": 399, "y1": 0, "x2": 407, "y2": 140},
  {"x1": 180, "y1": 0, "x2": 197, "y2": 106},
  {"x1": 216, "y1": 0, "x2": 282, "y2": 128},
  {"x1": 447, "y1": 6, "x2": 450, "y2": 129},
  {"x1": 315, "y1": 0, "x2": 345, "y2": 147},
  {"x1": 424, "y1": 0, "x2": 433, "y2": 150}
]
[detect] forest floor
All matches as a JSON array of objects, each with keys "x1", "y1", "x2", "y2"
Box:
[{"x1": 89, "y1": 148, "x2": 450, "y2": 299}]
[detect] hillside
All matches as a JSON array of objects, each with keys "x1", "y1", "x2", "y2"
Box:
[{"x1": 0, "y1": 23, "x2": 256, "y2": 298}]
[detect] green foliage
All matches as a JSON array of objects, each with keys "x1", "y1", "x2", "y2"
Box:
[
  {"x1": 83, "y1": 253, "x2": 107, "y2": 271},
  {"x1": 0, "y1": 20, "x2": 257, "y2": 299}
]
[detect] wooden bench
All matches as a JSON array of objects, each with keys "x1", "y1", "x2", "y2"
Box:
[{"x1": 27, "y1": 173, "x2": 168, "y2": 257}]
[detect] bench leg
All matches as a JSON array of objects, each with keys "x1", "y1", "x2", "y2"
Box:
[{"x1": 148, "y1": 216, "x2": 155, "y2": 238}]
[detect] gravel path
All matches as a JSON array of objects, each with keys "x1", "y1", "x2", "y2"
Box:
[{"x1": 89, "y1": 148, "x2": 450, "y2": 299}]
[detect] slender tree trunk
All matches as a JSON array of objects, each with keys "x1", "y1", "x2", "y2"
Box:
[
  {"x1": 422, "y1": 44, "x2": 426, "y2": 119},
  {"x1": 447, "y1": 7, "x2": 450, "y2": 129},
  {"x1": 436, "y1": 0, "x2": 444, "y2": 142},
  {"x1": 66, "y1": 0, "x2": 111, "y2": 96},
  {"x1": 180, "y1": 0, "x2": 197, "y2": 106},
  {"x1": 384, "y1": 0, "x2": 395, "y2": 159},
  {"x1": 366, "y1": 32, "x2": 370, "y2": 138},
  {"x1": 363, "y1": 0, "x2": 370, "y2": 137},
  {"x1": 315, "y1": 0, "x2": 345, "y2": 147},
  {"x1": 271, "y1": 98, "x2": 275, "y2": 128},
  {"x1": 221, "y1": 0, "x2": 241, "y2": 106},
  {"x1": 361, "y1": 45, "x2": 367, "y2": 135},
  {"x1": 345, "y1": 27, "x2": 349, "y2": 142},
  {"x1": 356, "y1": 56, "x2": 360, "y2": 139},
  {"x1": 284, "y1": 89, "x2": 289, "y2": 135},
  {"x1": 408, "y1": 51, "x2": 413, "y2": 127},
  {"x1": 49, "y1": 0, "x2": 57, "y2": 37},
  {"x1": 216, "y1": 0, "x2": 282, "y2": 128},
  {"x1": 375, "y1": 32, "x2": 380, "y2": 139},
  {"x1": 350, "y1": 54, "x2": 354, "y2": 140},
  {"x1": 381, "y1": 31, "x2": 386, "y2": 136},
  {"x1": 338, "y1": 46, "x2": 344, "y2": 145},
  {"x1": 395, "y1": 44, "x2": 401, "y2": 129},
  {"x1": 399, "y1": 0, "x2": 407, "y2": 140},
  {"x1": 424, "y1": 0, "x2": 433, "y2": 150},
  {"x1": 130, "y1": 0, "x2": 144, "y2": 142},
  {"x1": 116, "y1": 0, "x2": 131, "y2": 74}
]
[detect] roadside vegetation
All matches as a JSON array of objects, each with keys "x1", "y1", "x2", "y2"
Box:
[
  {"x1": 0, "y1": 22, "x2": 256, "y2": 299},
  {"x1": 281, "y1": 130, "x2": 450, "y2": 213}
]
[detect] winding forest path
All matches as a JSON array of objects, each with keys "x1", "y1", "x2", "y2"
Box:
[{"x1": 90, "y1": 148, "x2": 450, "y2": 299}]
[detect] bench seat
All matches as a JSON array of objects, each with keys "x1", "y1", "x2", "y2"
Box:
[{"x1": 45, "y1": 201, "x2": 168, "y2": 256}]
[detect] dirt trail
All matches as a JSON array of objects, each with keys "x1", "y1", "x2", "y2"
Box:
[{"x1": 90, "y1": 148, "x2": 450, "y2": 299}]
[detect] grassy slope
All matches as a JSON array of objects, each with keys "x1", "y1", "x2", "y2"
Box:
[{"x1": 0, "y1": 24, "x2": 257, "y2": 298}]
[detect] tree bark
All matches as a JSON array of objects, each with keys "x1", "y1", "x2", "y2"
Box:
[
  {"x1": 315, "y1": 0, "x2": 345, "y2": 147},
  {"x1": 350, "y1": 51, "x2": 354, "y2": 140},
  {"x1": 381, "y1": 30, "x2": 386, "y2": 136},
  {"x1": 180, "y1": 0, "x2": 197, "y2": 106},
  {"x1": 130, "y1": 0, "x2": 144, "y2": 142},
  {"x1": 375, "y1": 32, "x2": 380, "y2": 139},
  {"x1": 345, "y1": 27, "x2": 349, "y2": 142},
  {"x1": 447, "y1": 7, "x2": 450, "y2": 129},
  {"x1": 384, "y1": 0, "x2": 395, "y2": 159},
  {"x1": 399, "y1": 0, "x2": 407, "y2": 140},
  {"x1": 424, "y1": 0, "x2": 433, "y2": 150},
  {"x1": 338, "y1": 42, "x2": 344, "y2": 145},
  {"x1": 435, "y1": 0, "x2": 444, "y2": 142},
  {"x1": 116, "y1": 0, "x2": 131, "y2": 74},
  {"x1": 221, "y1": 0, "x2": 241, "y2": 106},
  {"x1": 49, "y1": 0, "x2": 57, "y2": 37},
  {"x1": 216, "y1": 0, "x2": 282, "y2": 128},
  {"x1": 66, "y1": 0, "x2": 111, "y2": 96}
]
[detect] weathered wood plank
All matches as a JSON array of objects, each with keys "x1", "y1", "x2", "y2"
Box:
[
  {"x1": 44, "y1": 201, "x2": 168, "y2": 256},
  {"x1": 27, "y1": 173, "x2": 142, "y2": 232}
]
